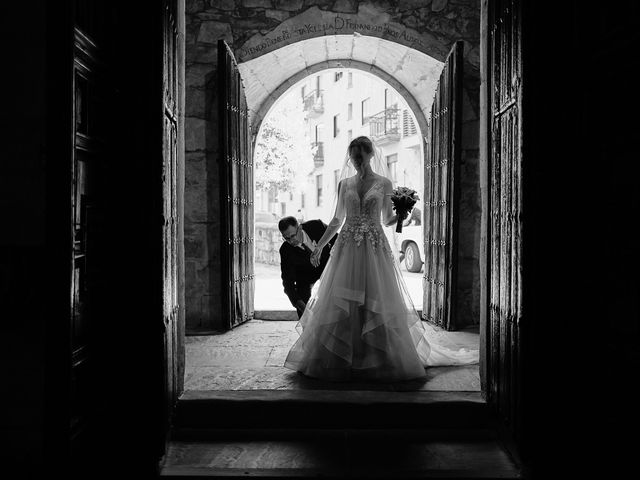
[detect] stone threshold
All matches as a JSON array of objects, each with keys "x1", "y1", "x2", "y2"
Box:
[
  {"x1": 173, "y1": 390, "x2": 490, "y2": 432},
  {"x1": 160, "y1": 433, "x2": 522, "y2": 478},
  {"x1": 253, "y1": 310, "x2": 425, "y2": 320}
]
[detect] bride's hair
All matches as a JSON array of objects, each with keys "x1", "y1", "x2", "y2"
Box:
[{"x1": 348, "y1": 136, "x2": 374, "y2": 165}]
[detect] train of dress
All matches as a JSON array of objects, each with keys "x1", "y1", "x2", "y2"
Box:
[{"x1": 283, "y1": 217, "x2": 479, "y2": 382}]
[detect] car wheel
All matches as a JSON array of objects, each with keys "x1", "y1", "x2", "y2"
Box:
[{"x1": 404, "y1": 242, "x2": 422, "y2": 273}]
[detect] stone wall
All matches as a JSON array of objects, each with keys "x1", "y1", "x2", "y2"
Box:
[
  {"x1": 255, "y1": 224, "x2": 282, "y2": 265},
  {"x1": 185, "y1": 0, "x2": 481, "y2": 331}
]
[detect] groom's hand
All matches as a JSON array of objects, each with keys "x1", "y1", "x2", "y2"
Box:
[{"x1": 310, "y1": 246, "x2": 322, "y2": 267}]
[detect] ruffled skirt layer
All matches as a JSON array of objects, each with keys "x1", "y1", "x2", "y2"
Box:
[{"x1": 284, "y1": 227, "x2": 478, "y2": 382}]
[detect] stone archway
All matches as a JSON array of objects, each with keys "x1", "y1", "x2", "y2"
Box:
[
  {"x1": 184, "y1": 0, "x2": 480, "y2": 332},
  {"x1": 241, "y1": 39, "x2": 441, "y2": 141}
]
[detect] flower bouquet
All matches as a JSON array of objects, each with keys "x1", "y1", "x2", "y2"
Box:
[{"x1": 389, "y1": 186, "x2": 420, "y2": 233}]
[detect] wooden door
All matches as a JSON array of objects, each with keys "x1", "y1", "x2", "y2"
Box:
[
  {"x1": 161, "y1": 0, "x2": 181, "y2": 430},
  {"x1": 70, "y1": 17, "x2": 110, "y2": 451},
  {"x1": 422, "y1": 41, "x2": 463, "y2": 331},
  {"x1": 487, "y1": 0, "x2": 524, "y2": 443},
  {"x1": 218, "y1": 40, "x2": 255, "y2": 331}
]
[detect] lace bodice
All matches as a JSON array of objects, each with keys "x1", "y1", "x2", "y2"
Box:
[
  {"x1": 343, "y1": 176, "x2": 386, "y2": 220},
  {"x1": 332, "y1": 176, "x2": 394, "y2": 258}
]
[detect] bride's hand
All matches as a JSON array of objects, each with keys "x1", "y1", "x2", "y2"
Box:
[{"x1": 310, "y1": 246, "x2": 322, "y2": 267}]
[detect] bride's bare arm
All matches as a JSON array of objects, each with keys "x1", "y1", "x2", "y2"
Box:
[
  {"x1": 382, "y1": 177, "x2": 398, "y2": 226},
  {"x1": 316, "y1": 179, "x2": 346, "y2": 250}
]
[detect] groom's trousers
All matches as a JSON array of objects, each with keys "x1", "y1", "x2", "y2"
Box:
[{"x1": 294, "y1": 283, "x2": 312, "y2": 319}]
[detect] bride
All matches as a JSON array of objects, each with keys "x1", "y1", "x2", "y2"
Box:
[{"x1": 283, "y1": 136, "x2": 479, "y2": 382}]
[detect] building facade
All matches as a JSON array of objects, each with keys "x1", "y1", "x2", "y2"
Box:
[{"x1": 282, "y1": 69, "x2": 424, "y2": 224}]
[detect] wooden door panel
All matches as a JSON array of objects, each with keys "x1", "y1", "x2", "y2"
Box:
[
  {"x1": 161, "y1": 0, "x2": 180, "y2": 414},
  {"x1": 423, "y1": 41, "x2": 463, "y2": 331},
  {"x1": 70, "y1": 26, "x2": 109, "y2": 443},
  {"x1": 487, "y1": 0, "x2": 523, "y2": 441},
  {"x1": 218, "y1": 40, "x2": 254, "y2": 331}
]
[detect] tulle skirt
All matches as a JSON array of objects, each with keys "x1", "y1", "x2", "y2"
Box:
[{"x1": 284, "y1": 225, "x2": 479, "y2": 382}]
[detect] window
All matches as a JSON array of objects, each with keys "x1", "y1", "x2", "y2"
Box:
[
  {"x1": 333, "y1": 114, "x2": 340, "y2": 137},
  {"x1": 281, "y1": 202, "x2": 286, "y2": 216},
  {"x1": 361, "y1": 98, "x2": 370, "y2": 124},
  {"x1": 289, "y1": 191, "x2": 293, "y2": 201},
  {"x1": 348, "y1": 103, "x2": 353, "y2": 120},
  {"x1": 334, "y1": 169, "x2": 340, "y2": 192},
  {"x1": 334, "y1": 71, "x2": 343, "y2": 82},
  {"x1": 301, "y1": 192, "x2": 305, "y2": 208},
  {"x1": 384, "y1": 88, "x2": 398, "y2": 109},
  {"x1": 347, "y1": 129, "x2": 353, "y2": 142},
  {"x1": 386, "y1": 154, "x2": 398, "y2": 186},
  {"x1": 402, "y1": 109, "x2": 417, "y2": 136},
  {"x1": 301, "y1": 85, "x2": 306, "y2": 99},
  {"x1": 316, "y1": 174, "x2": 323, "y2": 207},
  {"x1": 315, "y1": 75, "x2": 321, "y2": 94},
  {"x1": 315, "y1": 124, "x2": 324, "y2": 143},
  {"x1": 348, "y1": 72, "x2": 353, "y2": 88}
]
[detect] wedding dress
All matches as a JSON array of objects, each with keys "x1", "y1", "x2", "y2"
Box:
[{"x1": 284, "y1": 175, "x2": 479, "y2": 382}]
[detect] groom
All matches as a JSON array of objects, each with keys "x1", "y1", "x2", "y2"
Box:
[{"x1": 278, "y1": 216, "x2": 336, "y2": 318}]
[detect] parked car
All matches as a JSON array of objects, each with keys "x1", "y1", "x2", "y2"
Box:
[{"x1": 397, "y1": 224, "x2": 424, "y2": 273}]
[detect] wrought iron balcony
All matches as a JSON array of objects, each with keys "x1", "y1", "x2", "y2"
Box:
[
  {"x1": 312, "y1": 141, "x2": 324, "y2": 168},
  {"x1": 303, "y1": 89, "x2": 324, "y2": 117},
  {"x1": 369, "y1": 107, "x2": 401, "y2": 144}
]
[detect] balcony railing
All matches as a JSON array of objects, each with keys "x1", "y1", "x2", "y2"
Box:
[
  {"x1": 369, "y1": 107, "x2": 400, "y2": 144},
  {"x1": 303, "y1": 89, "x2": 324, "y2": 117},
  {"x1": 312, "y1": 141, "x2": 324, "y2": 167}
]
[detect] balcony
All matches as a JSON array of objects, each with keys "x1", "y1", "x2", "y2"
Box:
[
  {"x1": 312, "y1": 141, "x2": 324, "y2": 168},
  {"x1": 303, "y1": 89, "x2": 324, "y2": 118},
  {"x1": 369, "y1": 107, "x2": 401, "y2": 145}
]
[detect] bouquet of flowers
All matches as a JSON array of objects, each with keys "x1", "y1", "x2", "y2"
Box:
[{"x1": 389, "y1": 186, "x2": 420, "y2": 233}]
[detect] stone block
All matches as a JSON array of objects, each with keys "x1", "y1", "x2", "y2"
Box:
[
  {"x1": 265, "y1": 8, "x2": 291, "y2": 21},
  {"x1": 187, "y1": 0, "x2": 206, "y2": 14},
  {"x1": 402, "y1": 13, "x2": 420, "y2": 30},
  {"x1": 274, "y1": 0, "x2": 303, "y2": 11},
  {"x1": 185, "y1": 117, "x2": 206, "y2": 151},
  {"x1": 461, "y1": 39, "x2": 480, "y2": 66},
  {"x1": 186, "y1": 64, "x2": 214, "y2": 88},
  {"x1": 432, "y1": 0, "x2": 449, "y2": 12},
  {"x1": 426, "y1": 16, "x2": 458, "y2": 39},
  {"x1": 187, "y1": 43, "x2": 218, "y2": 64},
  {"x1": 185, "y1": 184, "x2": 209, "y2": 223},
  {"x1": 185, "y1": 236, "x2": 205, "y2": 258},
  {"x1": 333, "y1": 0, "x2": 358, "y2": 13},
  {"x1": 242, "y1": 0, "x2": 273, "y2": 7},
  {"x1": 303, "y1": 0, "x2": 333, "y2": 9},
  {"x1": 185, "y1": 86, "x2": 206, "y2": 118},
  {"x1": 398, "y1": 0, "x2": 432, "y2": 11},
  {"x1": 186, "y1": 21, "x2": 200, "y2": 45},
  {"x1": 213, "y1": 0, "x2": 237, "y2": 10},
  {"x1": 197, "y1": 20, "x2": 233, "y2": 44},
  {"x1": 184, "y1": 224, "x2": 208, "y2": 259}
]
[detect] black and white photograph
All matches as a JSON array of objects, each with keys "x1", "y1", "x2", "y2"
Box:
[{"x1": 1, "y1": 1, "x2": 638, "y2": 478}]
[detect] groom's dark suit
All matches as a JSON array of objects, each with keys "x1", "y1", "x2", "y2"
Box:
[{"x1": 280, "y1": 219, "x2": 337, "y2": 318}]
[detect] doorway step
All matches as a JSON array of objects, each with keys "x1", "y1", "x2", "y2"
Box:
[{"x1": 159, "y1": 390, "x2": 523, "y2": 478}]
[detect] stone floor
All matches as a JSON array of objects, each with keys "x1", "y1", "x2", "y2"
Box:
[{"x1": 185, "y1": 320, "x2": 480, "y2": 392}]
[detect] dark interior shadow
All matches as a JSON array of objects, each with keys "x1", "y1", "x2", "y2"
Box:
[{"x1": 286, "y1": 370, "x2": 430, "y2": 392}]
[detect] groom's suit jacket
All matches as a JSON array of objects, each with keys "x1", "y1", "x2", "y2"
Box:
[{"x1": 279, "y1": 219, "x2": 337, "y2": 310}]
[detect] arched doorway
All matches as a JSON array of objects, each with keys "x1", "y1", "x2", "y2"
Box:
[
  {"x1": 183, "y1": 2, "x2": 482, "y2": 335},
  {"x1": 251, "y1": 65, "x2": 427, "y2": 316},
  {"x1": 183, "y1": 31, "x2": 481, "y2": 393}
]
